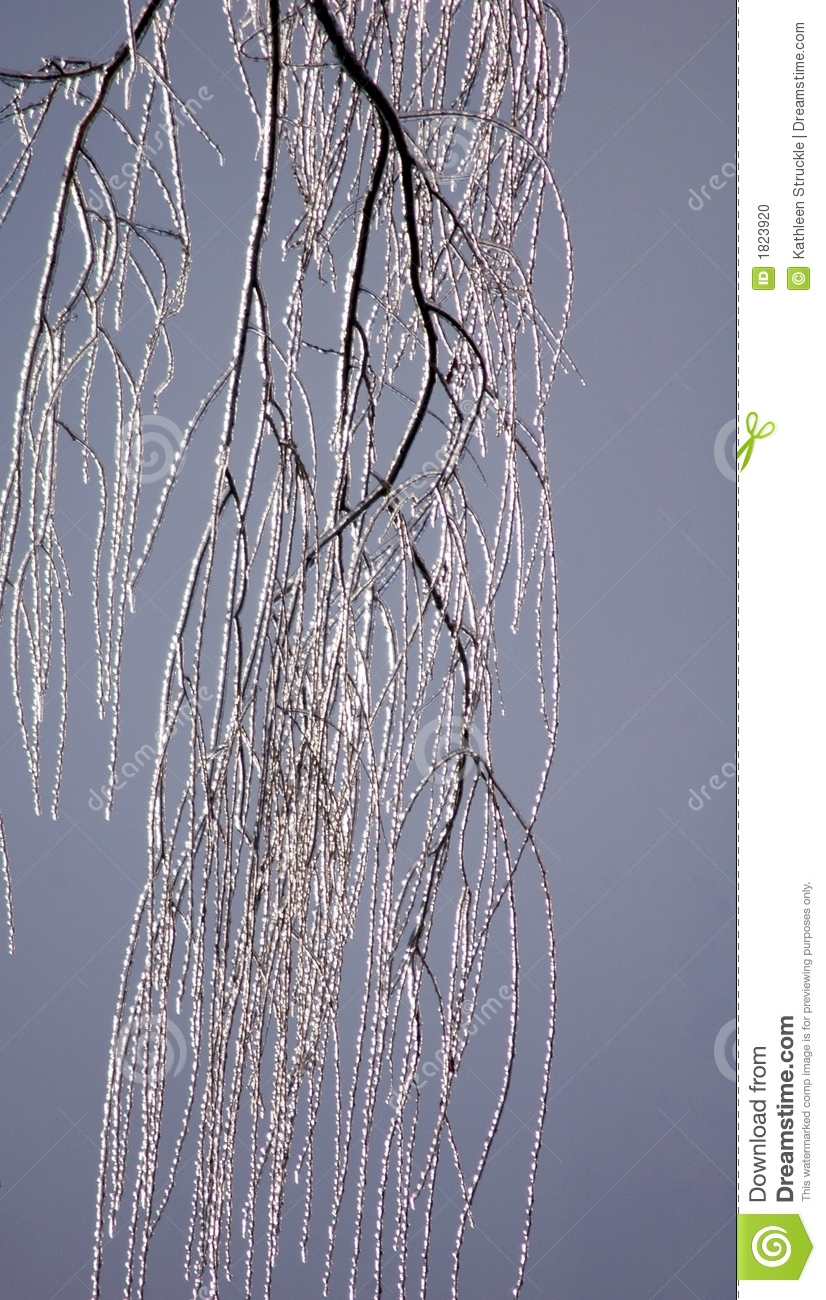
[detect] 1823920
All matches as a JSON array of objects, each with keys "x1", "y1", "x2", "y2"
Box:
[{"x1": 757, "y1": 204, "x2": 770, "y2": 259}]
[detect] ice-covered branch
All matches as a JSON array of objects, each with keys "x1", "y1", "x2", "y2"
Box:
[{"x1": 3, "y1": 1, "x2": 572, "y2": 1295}]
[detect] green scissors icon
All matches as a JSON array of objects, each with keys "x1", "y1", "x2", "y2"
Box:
[{"x1": 737, "y1": 412, "x2": 776, "y2": 470}]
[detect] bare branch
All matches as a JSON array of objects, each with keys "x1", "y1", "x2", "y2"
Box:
[{"x1": 2, "y1": 1, "x2": 571, "y2": 1295}]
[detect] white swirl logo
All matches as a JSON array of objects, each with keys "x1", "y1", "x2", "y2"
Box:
[
  {"x1": 714, "y1": 418, "x2": 737, "y2": 482},
  {"x1": 134, "y1": 415, "x2": 185, "y2": 484},
  {"x1": 789, "y1": 270, "x2": 807, "y2": 287},
  {"x1": 713, "y1": 1018, "x2": 736, "y2": 1081},
  {"x1": 751, "y1": 1225, "x2": 792, "y2": 1268},
  {"x1": 414, "y1": 714, "x2": 484, "y2": 776},
  {"x1": 118, "y1": 1013, "x2": 188, "y2": 1080}
]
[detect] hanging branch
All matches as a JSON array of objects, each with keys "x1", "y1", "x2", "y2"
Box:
[
  {"x1": 3, "y1": 1, "x2": 572, "y2": 1296},
  {"x1": 0, "y1": 0, "x2": 210, "y2": 817}
]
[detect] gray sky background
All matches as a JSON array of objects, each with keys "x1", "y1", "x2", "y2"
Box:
[{"x1": 0, "y1": 2, "x2": 735, "y2": 1297}]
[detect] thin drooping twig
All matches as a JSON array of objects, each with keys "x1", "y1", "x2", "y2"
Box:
[
  {"x1": 0, "y1": 814, "x2": 13, "y2": 955},
  {"x1": 2, "y1": 2, "x2": 572, "y2": 1296},
  {"x1": 0, "y1": 0, "x2": 197, "y2": 818}
]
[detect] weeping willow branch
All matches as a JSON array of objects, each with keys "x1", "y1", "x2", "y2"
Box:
[
  {"x1": 2, "y1": 0, "x2": 572, "y2": 1295},
  {"x1": 0, "y1": 0, "x2": 207, "y2": 817}
]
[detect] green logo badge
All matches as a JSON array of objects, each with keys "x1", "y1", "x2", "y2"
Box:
[
  {"x1": 737, "y1": 1215, "x2": 813, "y2": 1280},
  {"x1": 787, "y1": 267, "x2": 810, "y2": 290},
  {"x1": 752, "y1": 267, "x2": 775, "y2": 289}
]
